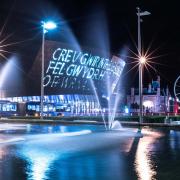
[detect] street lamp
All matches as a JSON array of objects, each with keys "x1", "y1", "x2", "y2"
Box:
[
  {"x1": 136, "y1": 7, "x2": 151, "y2": 124},
  {"x1": 139, "y1": 56, "x2": 146, "y2": 64},
  {"x1": 41, "y1": 21, "x2": 57, "y2": 119}
]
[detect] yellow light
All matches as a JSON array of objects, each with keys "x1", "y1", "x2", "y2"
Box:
[{"x1": 139, "y1": 56, "x2": 146, "y2": 64}]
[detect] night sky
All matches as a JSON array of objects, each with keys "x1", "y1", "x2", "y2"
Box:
[{"x1": 0, "y1": 0, "x2": 180, "y2": 95}]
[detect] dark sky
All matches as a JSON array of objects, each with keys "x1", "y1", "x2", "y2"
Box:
[{"x1": 0, "y1": 0, "x2": 180, "y2": 95}]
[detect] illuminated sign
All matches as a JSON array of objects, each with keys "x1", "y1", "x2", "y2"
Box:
[{"x1": 30, "y1": 41, "x2": 125, "y2": 95}]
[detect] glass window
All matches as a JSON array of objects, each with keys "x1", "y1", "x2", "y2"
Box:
[{"x1": 27, "y1": 105, "x2": 31, "y2": 110}]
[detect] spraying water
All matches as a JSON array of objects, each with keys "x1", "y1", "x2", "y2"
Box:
[
  {"x1": 83, "y1": 10, "x2": 127, "y2": 130},
  {"x1": 106, "y1": 56, "x2": 126, "y2": 130},
  {"x1": 0, "y1": 56, "x2": 22, "y2": 96},
  {"x1": 0, "y1": 57, "x2": 15, "y2": 88}
]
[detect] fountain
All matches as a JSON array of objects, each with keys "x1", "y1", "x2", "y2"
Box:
[
  {"x1": 82, "y1": 11, "x2": 126, "y2": 130},
  {"x1": 89, "y1": 56, "x2": 125, "y2": 131},
  {"x1": 0, "y1": 8, "x2": 165, "y2": 180},
  {"x1": 111, "y1": 120, "x2": 122, "y2": 130},
  {"x1": 0, "y1": 56, "x2": 22, "y2": 90},
  {"x1": 104, "y1": 56, "x2": 125, "y2": 130}
]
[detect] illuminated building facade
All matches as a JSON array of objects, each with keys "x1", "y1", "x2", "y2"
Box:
[
  {"x1": 0, "y1": 41, "x2": 125, "y2": 116},
  {"x1": 127, "y1": 76, "x2": 172, "y2": 114}
]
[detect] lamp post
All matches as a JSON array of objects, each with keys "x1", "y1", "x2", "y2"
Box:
[
  {"x1": 41, "y1": 21, "x2": 57, "y2": 119},
  {"x1": 136, "y1": 7, "x2": 151, "y2": 124}
]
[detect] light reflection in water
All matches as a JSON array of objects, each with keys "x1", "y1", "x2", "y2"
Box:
[
  {"x1": 60, "y1": 126, "x2": 67, "y2": 133},
  {"x1": 134, "y1": 130, "x2": 163, "y2": 180},
  {"x1": 0, "y1": 146, "x2": 8, "y2": 179},
  {"x1": 169, "y1": 130, "x2": 180, "y2": 151},
  {"x1": 0, "y1": 146, "x2": 7, "y2": 159},
  {"x1": 20, "y1": 130, "x2": 92, "y2": 180},
  {"x1": 21, "y1": 147, "x2": 58, "y2": 180}
]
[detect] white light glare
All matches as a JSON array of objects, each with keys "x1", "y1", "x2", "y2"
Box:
[
  {"x1": 139, "y1": 56, "x2": 146, "y2": 64},
  {"x1": 143, "y1": 100, "x2": 154, "y2": 108},
  {"x1": 42, "y1": 21, "x2": 57, "y2": 30},
  {"x1": 125, "y1": 106, "x2": 129, "y2": 113}
]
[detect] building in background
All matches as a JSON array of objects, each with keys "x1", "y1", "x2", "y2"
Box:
[
  {"x1": 127, "y1": 76, "x2": 173, "y2": 114},
  {"x1": 0, "y1": 41, "x2": 125, "y2": 116}
]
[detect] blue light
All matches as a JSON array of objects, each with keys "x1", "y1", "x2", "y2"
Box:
[
  {"x1": 42, "y1": 21, "x2": 57, "y2": 30},
  {"x1": 125, "y1": 106, "x2": 129, "y2": 114}
]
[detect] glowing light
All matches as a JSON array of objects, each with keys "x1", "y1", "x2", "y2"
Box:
[
  {"x1": 44, "y1": 48, "x2": 123, "y2": 88},
  {"x1": 121, "y1": 35, "x2": 166, "y2": 79},
  {"x1": 42, "y1": 21, "x2": 57, "y2": 30},
  {"x1": 125, "y1": 106, "x2": 129, "y2": 113},
  {"x1": 139, "y1": 56, "x2": 146, "y2": 64},
  {"x1": 35, "y1": 113, "x2": 39, "y2": 117},
  {"x1": 0, "y1": 32, "x2": 13, "y2": 60},
  {"x1": 143, "y1": 100, "x2": 154, "y2": 108}
]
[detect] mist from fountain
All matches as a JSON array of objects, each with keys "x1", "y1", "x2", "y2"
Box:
[
  {"x1": 108, "y1": 48, "x2": 128, "y2": 130},
  {"x1": 111, "y1": 120, "x2": 122, "y2": 130},
  {"x1": 82, "y1": 10, "x2": 127, "y2": 130},
  {"x1": 106, "y1": 56, "x2": 125, "y2": 130},
  {"x1": 90, "y1": 80, "x2": 107, "y2": 130}
]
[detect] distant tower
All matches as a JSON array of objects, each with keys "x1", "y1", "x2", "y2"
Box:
[
  {"x1": 131, "y1": 87, "x2": 135, "y2": 103},
  {"x1": 166, "y1": 86, "x2": 169, "y2": 96},
  {"x1": 157, "y1": 87, "x2": 160, "y2": 96},
  {"x1": 157, "y1": 76, "x2": 160, "y2": 88},
  {"x1": 148, "y1": 83, "x2": 152, "y2": 93},
  {"x1": 156, "y1": 79, "x2": 161, "y2": 112},
  {"x1": 165, "y1": 86, "x2": 170, "y2": 112}
]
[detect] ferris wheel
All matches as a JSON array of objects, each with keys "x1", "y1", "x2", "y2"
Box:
[{"x1": 174, "y1": 75, "x2": 180, "y2": 101}]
